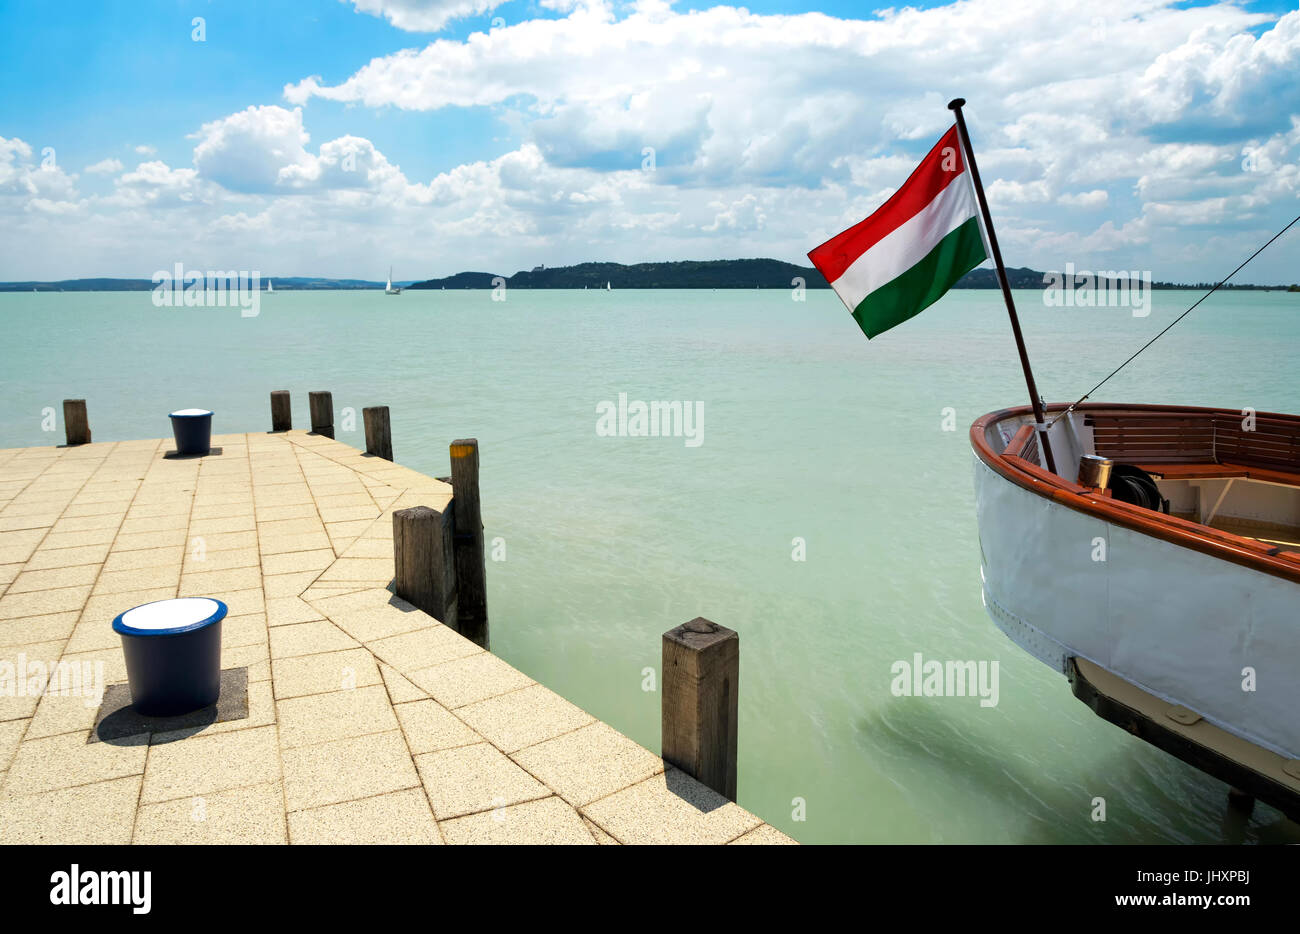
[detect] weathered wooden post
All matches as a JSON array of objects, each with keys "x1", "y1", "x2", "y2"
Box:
[
  {"x1": 450, "y1": 439, "x2": 488, "y2": 649},
  {"x1": 270, "y1": 390, "x2": 292, "y2": 432},
  {"x1": 662, "y1": 618, "x2": 739, "y2": 801},
  {"x1": 363, "y1": 406, "x2": 392, "y2": 461},
  {"x1": 392, "y1": 505, "x2": 457, "y2": 628},
  {"x1": 309, "y1": 391, "x2": 334, "y2": 438},
  {"x1": 62, "y1": 399, "x2": 91, "y2": 446}
]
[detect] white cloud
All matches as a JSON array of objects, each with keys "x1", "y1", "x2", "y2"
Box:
[
  {"x1": 134, "y1": 144, "x2": 156, "y2": 155},
  {"x1": 5, "y1": 1, "x2": 1300, "y2": 283},
  {"x1": 345, "y1": 0, "x2": 508, "y2": 32},
  {"x1": 84, "y1": 158, "x2": 124, "y2": 175}
]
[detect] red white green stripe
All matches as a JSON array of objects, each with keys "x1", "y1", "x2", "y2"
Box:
[{"x1": 808, "y1": 125, "x2": 988, "y2": 339}]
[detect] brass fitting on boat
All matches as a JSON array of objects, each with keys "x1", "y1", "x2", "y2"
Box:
[{"x1": 1078, "y1": 454, "x2": 1113, "y2": 490}]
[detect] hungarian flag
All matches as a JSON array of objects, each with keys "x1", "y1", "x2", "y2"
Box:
[{"x1": 809, "y1": 125, "x2": 988, "y2": 339}]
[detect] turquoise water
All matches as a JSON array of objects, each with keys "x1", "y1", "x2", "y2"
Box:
[{"x1": 2, "y1": 287, "x2": 1298, "y2": 844}]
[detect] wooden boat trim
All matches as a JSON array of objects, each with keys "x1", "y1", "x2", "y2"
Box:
[{"x1": 971, "y1": 403, "x2": 1300, "y2": 585}]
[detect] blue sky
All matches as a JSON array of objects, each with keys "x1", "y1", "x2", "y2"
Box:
[{"x1": 1, "y1": 0, "x2": 1297, "y2": 282}]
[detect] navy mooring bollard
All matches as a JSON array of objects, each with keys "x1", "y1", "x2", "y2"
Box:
[
  {"x1": 112, "y1": 597, "x2": 226, "y2": 716},
  {"x1": 169, "y1": 408, "x2": 214, "y2": 456}
]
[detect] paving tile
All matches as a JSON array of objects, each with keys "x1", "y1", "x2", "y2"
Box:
[
  {"x1": 394, "y1": 699, "x2": 482, "y2": 754},
  {"x1": 512, "y1": 721, "x2": 663, "y2": 807},
  {"x1": 256, "y1": 517, "x2": 327, "y2": 537},
  {"x1": 207, "y1": 587, "x2": 264, "y2": 617},
  {"x1": 188, "y1": 501, "x2": 255, "y2": 521},
  {"x1": 276, "y1": 684, "x2": 398, "y2": 748},
  {"x1": 182, "y1": 547, "x2": 260, "y2": 573},
  {"x1": 281, "y1": 729, "x2": 419, "y2": 811},
  {"x1": 0, "y1": 529, "x2": 48, "y2": 564},
  {"x1": 117, "y1": 514, "x2": 189, "y2": 535},
  {"x1": 367, "y1": 624, "x2": 481, "y2": 672},
  {"x1": 415, "y1": 742, "x2": 549, "y2": 820},
  {"x1": 408, "y1": 652, "x2": 533, "y2": 709},
  {"x1": 309, "y1": 589, "x2": 430, "y2": 642},
  {"x1": 0, "y1": 610, "x2": 79, "y2": 647},
  {"x1": 223, "y1": 613, "x2": 269, "y2": 648},
  {"x1": 254, "y1": 502, "x2": 318, "y2": 522},
  {"x1": 730, "y1": 824, "x2": 799, "y2": 844},
  {"x1": 379, "y1": 663, "x2": 426, "y2": 703},
  {"x1": 0, "y1": 718, "x2": 26, "y2": 770},
  {"x1": 582, "y1": 815, "x2": 620, "y2": 844},
  {"x1": 0, "y1": 585, "x2": 92, "y2": 619},
  {"x1": 439, "y1": 795, "x2": 596, "y2": 845},
  {"x1": 269, "y1": 620, "x2": 360, "y2": 659},
  {"x1": 0, "y1": 775, "x2": 141, "y2": 843},
  {"x1": 141, "y1": 724, "x2": 280, "y2": 803},
  {"x1": 189, "y1": 529, "x2": 257, "y2": 552},
  {"x1": 179, "y1": 565, "x2": 262, "y2": 595},
  {"x1": 111, "y1": 528, "x2": 188, "y2": 551},
  {"x1": 22, "y1": 542, "x2": 112, "y2": 570},
  {"x1": 4, "y1": 729, "x2": 148, "y2": 795},
  {"x1": 92, "y1": 565, "x2": 182, "y2": 596},
  {"x1": 221, "y1": 642, "x2": 270, "y2": 683},
  {"x1": 99, "y1": 544, "x2": 184, "y2": 573},
  {"x1": 457, "y1": 684, "x2": 594, "y2": 754},
  {"x1": 8, "y1": 564, "x2": 100, "y2": 594},
  {"x1": 271, "y1": 648, "x2": 380, "y2": 699},
  {"x1": 582, "y1": 768, "x2": 763, "y2": 844},
  {"x1": 134, "y1": 781, "x2": 286, "y2": 844},
  {"x1": 187, "y1": 515, "x2": 256, "y2": 536},
  {"x1": 262, "y1": 570, "x2": 321, "y2": 599},
  {"x1": 260, "y1": 548, "x2": 334, "y2": 576},
  {"x1": 265, "y1": 595, "x2": 325, "y2": 627},
  {"x1": 288, "y1": 787, "x2": 441, "y2": 844},
  {"x1": 259, "y1": 532, "x2": 332, "y2": 555},
  {"x1": 315, "y1": 557, "x2": 391, "y2": 583}
]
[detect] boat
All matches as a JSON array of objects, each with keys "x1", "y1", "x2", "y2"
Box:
[
  {"x1": 267, "y1": 279, "x2": 274, "y2": 293},
  {"x1": 605, "y1": 281, "x2": 611, "y2": 291},
  {"x1": 972, "y1": 402, "x2": 1300, "y2": 816},
  {"x1": 385, "y1": 267, "x2": 402, "y2": 295}
]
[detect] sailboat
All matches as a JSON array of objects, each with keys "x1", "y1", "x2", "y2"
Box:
[
  {"x1": 605, "y1": 281, "x2": 611, "y2": 291},
  {"x1": 266, "y1": 279, "x2": 274, "y2": 293},
  {"x1": 385, "y1": 267, "x2": 402, "y2": 295}
]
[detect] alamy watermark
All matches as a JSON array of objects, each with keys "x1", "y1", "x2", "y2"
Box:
[
  {"x1": 1042, "y1": 263, "x2": 1152, "y2": 317},
  {"x1": 889, "y1": 652, "x2": 999, "y2": 707},
  {"x1": 0, "y1": 653, "x2": 105, "y2": 708},
  {"x1": 151, "y1": 263, "x2": 262, "y2": 317},
  {"x1": 596, "y1": 392, "x2": 704, "y2": 447}
]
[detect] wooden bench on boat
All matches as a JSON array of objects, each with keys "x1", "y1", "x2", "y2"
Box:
[{"x1": 1082, "y1": 407, "x2": 1300, "y2": 486}]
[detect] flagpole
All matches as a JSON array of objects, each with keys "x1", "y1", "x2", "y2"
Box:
[{"x1": 947, "y1": 98, "x2": 1057, "y2": 474}]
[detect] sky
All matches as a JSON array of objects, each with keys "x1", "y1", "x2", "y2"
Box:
[{"x1": 0, "y1": 0, "x2": 1297, "y2": 283}]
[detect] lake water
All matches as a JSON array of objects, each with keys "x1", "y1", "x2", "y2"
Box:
[{"x1": 2, "y1": 286, "x2": 1298, "y2": 843}]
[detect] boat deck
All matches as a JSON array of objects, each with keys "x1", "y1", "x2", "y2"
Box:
[{"x1": 0, "y1": 432, "x2": 794, "y2": 844}]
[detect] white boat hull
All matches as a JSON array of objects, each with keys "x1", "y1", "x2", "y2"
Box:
[{"x1": 974, "y1": 453, "x2": 1300, "y2": 761}]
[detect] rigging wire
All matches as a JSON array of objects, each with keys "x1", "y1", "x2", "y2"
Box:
[{"x1": 1047, "y1": 211, "x2": 1300, "y2": 429}]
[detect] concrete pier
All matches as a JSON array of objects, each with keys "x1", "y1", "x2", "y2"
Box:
[{"x1": 0, "y1": 431, "x2": 794, "y2": 844}]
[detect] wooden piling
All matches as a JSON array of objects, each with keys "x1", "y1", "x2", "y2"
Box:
[
  {"x1": 450, "y1": 439, "x2": 488, "y2": 649},
  {"x1": 363, "y1": 406, "x2": 392, "y2": 461},
  {"x1": 392, "y1": 505, "x2": 457, "y2": 628},
  {"x1": 309, "y1": 391, "x2": 334, "y2": 439},
  {"x1": 62, "y1": 399, "x2": 91, "y2": 446},
  {"x1": 270, "y1": 390, "x2": 292, "y2": 432},
  {"x1": 662, "y1": 618, "x2": 739, "y2": 800}
]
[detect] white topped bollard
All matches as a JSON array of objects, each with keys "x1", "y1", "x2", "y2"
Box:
[
  {"x1": 168, "y1": 408, "x2": 214, "y2": 456},
  {"x1": 112, "y1": 597, "x2": 226, "y2": 716}
]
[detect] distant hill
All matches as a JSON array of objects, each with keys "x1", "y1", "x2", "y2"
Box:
[
  {"x1": 3, "y1": 262, "x2": 1295, "y2": 292},
  {"x1": 0, "y1": 276, "x2": 397, "y2": 292}
]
